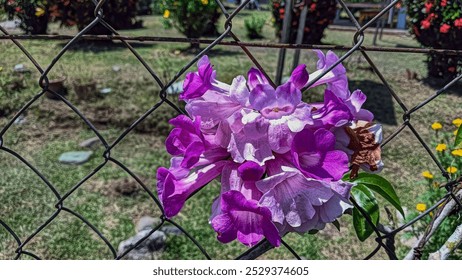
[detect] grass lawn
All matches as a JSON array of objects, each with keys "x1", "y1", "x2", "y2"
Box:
[{"x1": 1, "y1": 10, "x2": 462, "y2": 260}]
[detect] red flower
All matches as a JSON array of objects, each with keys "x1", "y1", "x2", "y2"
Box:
[
  {"x1": 441, "y1": 0, "x2": 447, "y2": 7},
  {"x1": 455, "y1": 18, "x2": 462, "y2": 29},
  {"x1": 440, "y1": 23, "x2": 451, "y2": 33},
  {"x1": 424, "y1": 1, "x2": 433, "y2": 13},
  {"x1": 421, "y1": 19, "x2": 431, "y2": 29},
  {"x1": 310, "y1": 3, "x2": 316, "y2": 12},
  {"x1": 448, "y1": 67, "x2": 456, "y2": 73},
  {"x1": 14, "y1": 6, "x2": 21, "y2": 13}
]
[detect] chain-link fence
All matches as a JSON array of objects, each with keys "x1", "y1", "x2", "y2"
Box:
[{"x1": 1, "y1": 0, "x2": 462, "y2": 260}]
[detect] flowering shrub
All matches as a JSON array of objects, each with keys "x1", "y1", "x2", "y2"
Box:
[
  {"x1": 244, "y1": 14, "x2": 266, "y2": 40},
  {"x1": 160, "y1": 0, "x2": 221, "y2": 49},
  {"x1": 406, "y1": 0, "x2": 462, "y2": 78},
  {"x1": 429, "y1": 119, "x2": 462, "y2": 178},
  {"x1": 271, "y1": 0, "x2": 337, "y2": 44},
  {"x1": 48, "y1": 0, "x2": 140, "y2": 35},
  {"x1": 407, "y1": 120, "x2": 462, "y2": 258},
  {"x1": 1, "y1": 0, "x2": 49, "y2": 34},
  {"x1": 156, "y1": 51, "x2": 401, "y2": 246}
]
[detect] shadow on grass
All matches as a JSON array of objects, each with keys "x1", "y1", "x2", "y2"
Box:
[
  {"x1": 60, "y1": 40, "x2": 156, "y2": 53},
  {"x1": 421, "y1": 76, "x2": 462, "y2": 96},
  {"x1": 167, "y1": 45, "x2": 242, "y2": 57},
  {"x1": 394, "y1": 43, "x2": 421, "y2": 49},
  {"x1": 206, "y1": 47, "x2": 243, "y2": 57},
  {"x1": 350, "y1": 79, "x2": 398, "y2": 125}
]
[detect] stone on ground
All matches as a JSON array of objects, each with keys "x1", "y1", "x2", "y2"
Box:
[
  {"x1": 136, "y1": 216, "x2": 162, "y2": 233},
  {"x1": 117, "y1": 230, "x2": 166, "y2": 260},
  {"x1": 58, "y1": 151, "x2": 93, "y2": 165},
  {"x1": 79, "y1": 137, "x2": 101, "y2": 149}
]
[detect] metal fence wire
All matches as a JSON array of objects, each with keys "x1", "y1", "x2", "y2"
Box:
[{"x1": 1, "y1": 0, "x2": 462, "y2": 260}]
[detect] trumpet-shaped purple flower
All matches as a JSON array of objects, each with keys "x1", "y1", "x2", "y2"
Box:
[
  {"x1": 312, "y1": 90, "x2": 353, "y2": 129},
  {"x1": 308, "y1": 50, "x2": 349, "y2": 98},
  {"x1": 185, "y1": 90, "x2": 243, "y2": 132},
  {"x1": 211, "y1": 190, "x2": 281, "y2": 247},
  {"x1": 238, "y1": 161, "x2": 266, "y2": 182},
  {"x1": 213, "y1": 161, "x2": 265, "y2": 211},
  {"x1": 185, "y1": 74, "x2": 250, "y2": 142},
  {"x1": 289, "y1": 64, "x2": 310, "y2": 89},
  {"x1": 181, "y1": 56, "x2": 230, "y2": 100},
  {"x1": 211, "y1": 162, "x2": 280, "y2": 247},
  {"x1": 247, "y1": 68, "x2": 270, "y2": 91},
  {"x1": 311, "y1": 89, "x2": 374, "y2": 129},
  {"x1": 256, "y1": 165, "x2": 353, "y2": 233},
  {"x1": 291, "y1": 128, "x2": 349, "y2": 181},
  {"x1": 159, "y1": 114, "x2": 230, "y2": 218},
  {"x1": 157, "y1": 159, "x2": 228, "y2": 218},
  {"x1": 157, "y1": 51, "x2": 383, "y2": 246},
  {"x1": 250, "y1": 82, "x2": 301, "y2": 120},
  {"x1": 227, "y1": 111, "x2": 275, "y2": 164},
  {"x1": 225, "y1": 67, "x2": 313, "y2": 162},
  {"x1": 344, "y1": 90, "x2": 374, "y2": 122},
  {"x1": 165, "y1": 115, "x2": 206, "y2": 169}
]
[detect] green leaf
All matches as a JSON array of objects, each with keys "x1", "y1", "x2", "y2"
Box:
[
  {"x1": 455, "y1": 126, "x2": 462, "y2": 148},
  {"x1": 332, "y1": 219, "x2": 341, "y2": 231},
  {"x1": 351, "y1": 185, "x2": 380, "y2": 242},
  {"x1": 350, "y1": 173, "x2": 404, "y2": 217}
]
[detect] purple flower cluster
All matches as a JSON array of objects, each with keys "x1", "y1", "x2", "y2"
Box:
[{"x1": 157, "y1": 51, "x2": 383, "y2": 247}]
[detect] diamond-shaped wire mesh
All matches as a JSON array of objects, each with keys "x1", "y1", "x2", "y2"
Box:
[{"x1": 1, "y1": 0, "x2": 462, "y2": 260}]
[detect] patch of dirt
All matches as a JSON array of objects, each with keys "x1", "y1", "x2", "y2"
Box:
[
  {"x1": 87, "y1": 177, "x2": 150, "y2": 197},
  {"x1": 113, "y1": 178, "x2": 141, "y2": 196},
  {"x1": 23, "y1": 97, "x2": 179, "y2": 135}
]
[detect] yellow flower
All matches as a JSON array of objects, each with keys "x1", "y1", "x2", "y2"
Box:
[
  {"x1": 453, "y1": 118, "x2": 462, "y2": 127},
  {"x1": 452, "y1": 149, "x2": 462, "y2": 157},
  {"x1": 431, "y1": 122, "x2": 442, "y2": 130},
  {"x1": 436, "y1": 143, "x2": 447, "y2": 152},
  {"x1": 201, "y1": 0, "x2": 209, "y2": 5},
  {"x1": 422, "y1": 171, "x2": 434, "y2": 179},
  {"x1": 455, "y1": 130, "x2": 459, "y2": 136},
  {"x1": 446, "y1": 166, "x2": 457, "y2": 174},
  {"x1": 447, "y1": 166, "x2": 458, "y2": 174},
  {"x1": 416, "y1": 203, "x2": 427, "y2": 212},
  {"x1": 163, "y1": 10, "x2": 170, "y2": 18},
  {"x1": 35, "y1": 7, "x2": 45, "y2": 17}
]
